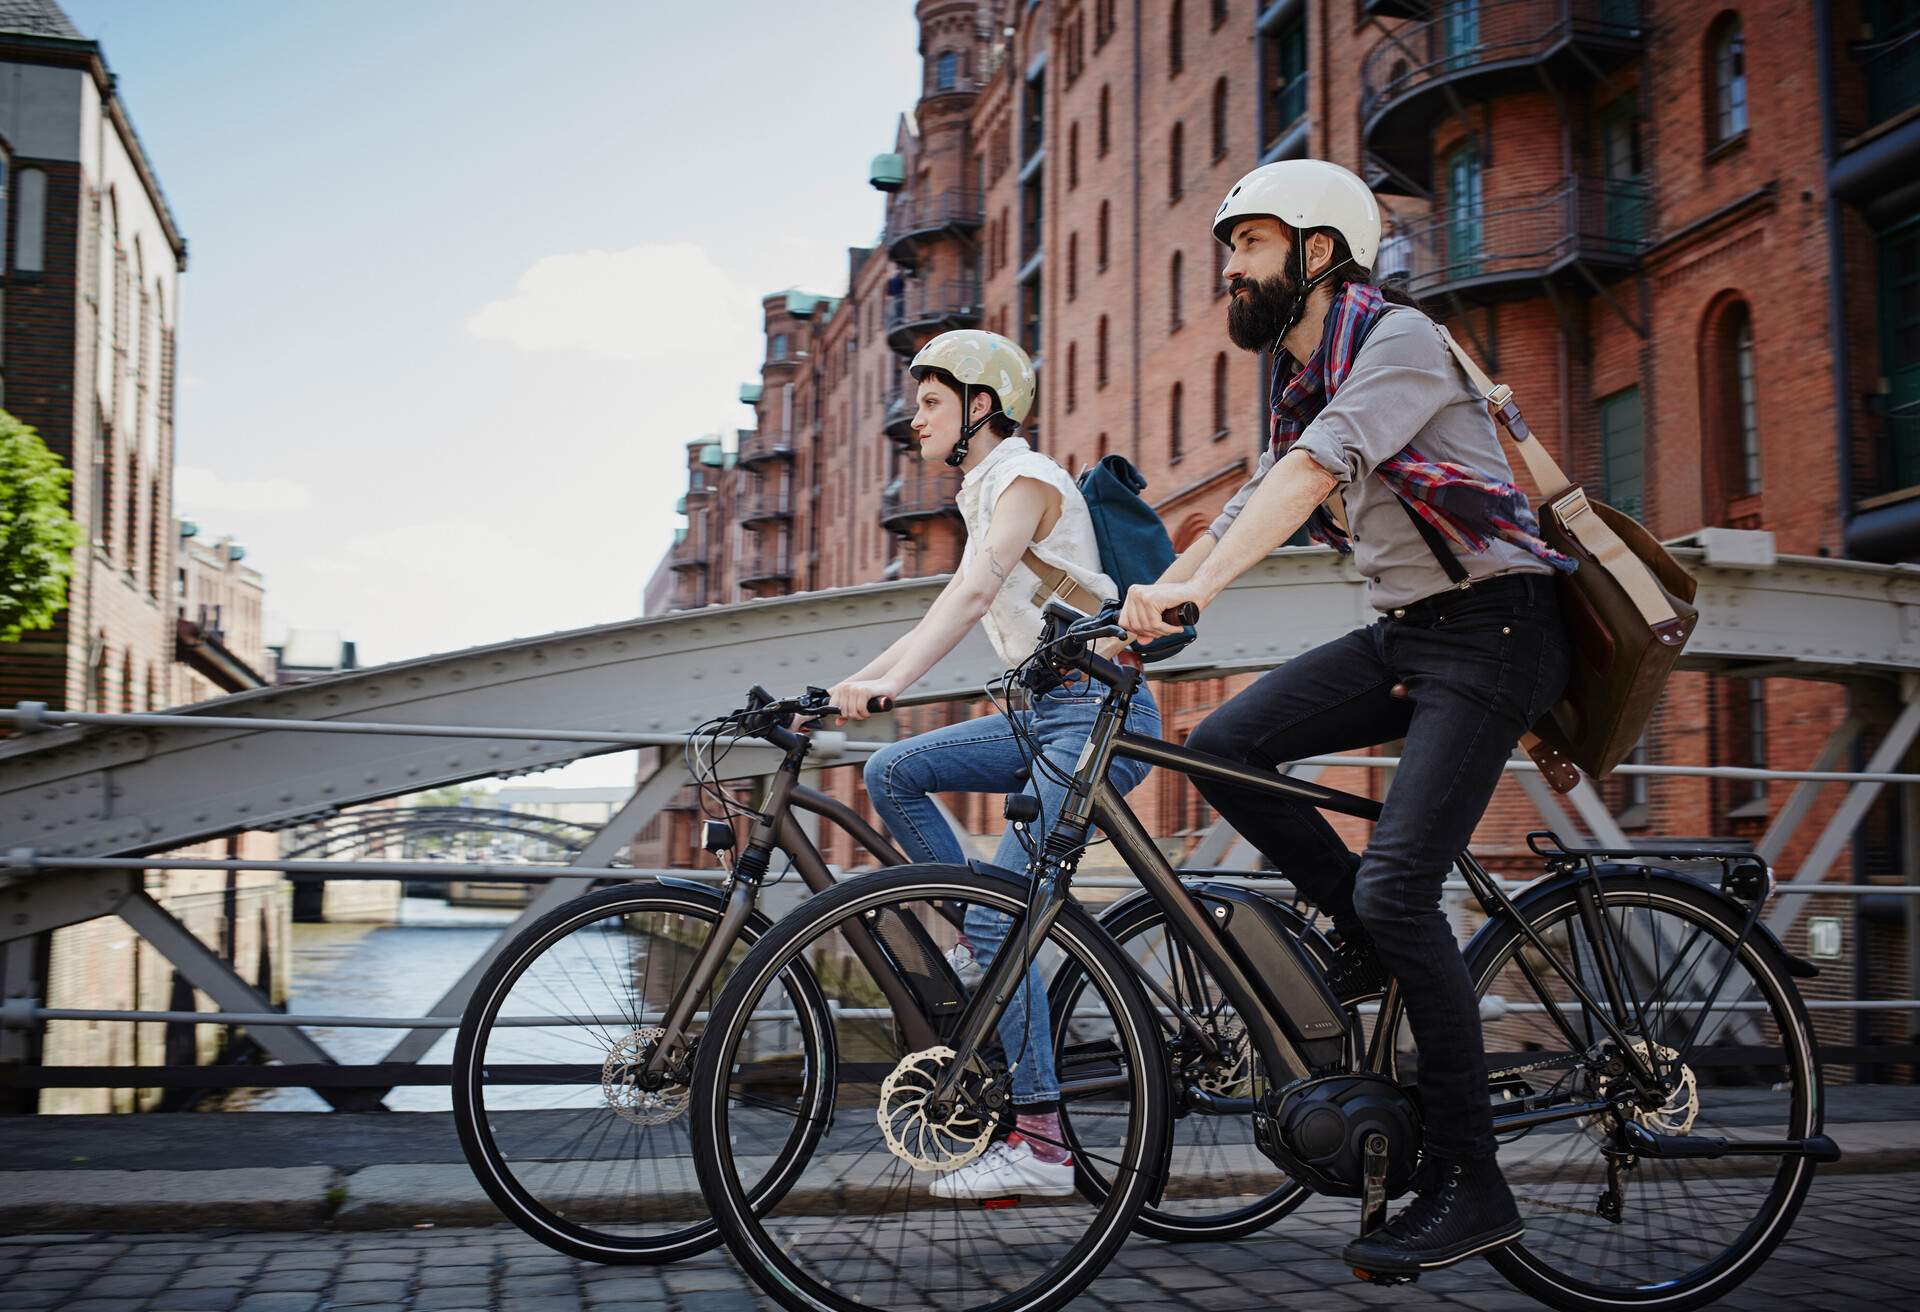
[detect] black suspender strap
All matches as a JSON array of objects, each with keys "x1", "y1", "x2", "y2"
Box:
[{"x1": 1395, "y1": 495, "x2": 1471, "y2": 585}]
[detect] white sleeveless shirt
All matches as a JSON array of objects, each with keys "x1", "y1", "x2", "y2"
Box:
[{"x1": 955, "y1": 437, "x2": 1117, "y2": 667}]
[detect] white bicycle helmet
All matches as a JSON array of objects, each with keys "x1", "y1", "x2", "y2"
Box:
[{"x1": 1212, "y1": 158, "x2": 1381, "y2": 268}]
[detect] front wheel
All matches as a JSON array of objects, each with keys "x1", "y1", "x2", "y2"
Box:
[
  {"x1": 691, "y1": 864, "x2": 1171, "y2": 1312},
  {"x1": 452, "y1": 881, "x2": 835, "y2": 1264},
  {"x1": 1459, "y1": 871, "x2": 1823, "y2": 1311}
]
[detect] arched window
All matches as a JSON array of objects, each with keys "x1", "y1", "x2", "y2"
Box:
[
  {"x1": 1210, "y1": 0, "x2": 1228, "y2": 30},
  {"x1": 1170, "y1": 121, "x2": 1184, "y2": 202},
  {"x1": 1701, "y1": 295, "x2": 1763, "y2": 520},
  {"x1": 1707, "y1": 14, "x2": 1748, "y2": 146},
  {"x1": 1068, "y1": 231, "x2": 1079, "y2": 300},
  {"x1": 1069, "y1": 121, "x2": 1080, "y2": 189},
  {"x1": 1211, "y1": 78, "x2": 1229, "y2": 162},
  {"x1": 1169, "y1": 0, "x2": 1185, "y2": 77},
  {"x1": 936, "y1": 50, "x2": 958, "y2": 92},
  {"x1": 1170, "y1": 250, "x2": 1184, "y2": 330},
  {"x1": 1213, "y1": 352, "x2": 1229, "y2": 436},
  {"x1": 1067, "y1": 341, "x2": 1078, "y2": 413},
  {"x1": 1097, "y1": 199, "x2": 1111, "y2": 270},
  {"x1": 1097, "y1": 314, "x2": 1110, "y2": 387},
  {"x1": 1098, "y1": 84, "x2": 1111, "y2": 157},
  {"x1": 1170, "y1": 382, "x2": 1185, "y2": 459}
]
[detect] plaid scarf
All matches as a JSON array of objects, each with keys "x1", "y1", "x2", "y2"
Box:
[{"x1": 1271, "y1": 284, "x2": 1576, "y2": 573}]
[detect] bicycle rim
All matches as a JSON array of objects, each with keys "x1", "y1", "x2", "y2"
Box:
[
  {"x1": 693, "y1": 866, "x2": 1168, "y2": 1312},
  {"x1": 453, "y1": 885, "x2": 831, "y2": 1263},
  {"x1": 1460, "y1": 879, "x2": 1819, "y2": 1309}
]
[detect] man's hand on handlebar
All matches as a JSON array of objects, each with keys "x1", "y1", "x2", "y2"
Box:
[
  {"x1": 1119, "y1": 583, "x2": 1207, "y2": 643},
  {"x1": 824, "y1": 678, "x2": 899, "y2": 722}
]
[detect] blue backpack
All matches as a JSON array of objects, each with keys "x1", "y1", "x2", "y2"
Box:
[{"x1": 1077, "y1": 455, "x2": 1197, "y2": 662}]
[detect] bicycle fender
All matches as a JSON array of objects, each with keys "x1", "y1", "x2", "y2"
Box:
[
  {"x1": 1466, "y1": 863, "x2": 1819, "y2": 980},
  {"x1": 645, "y1": 875, "x2": 783, "y2": 940}
]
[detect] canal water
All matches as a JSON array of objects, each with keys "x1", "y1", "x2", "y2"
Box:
[{"x1": 240, "y1": 896, "x2": 520, "y2": 1111}]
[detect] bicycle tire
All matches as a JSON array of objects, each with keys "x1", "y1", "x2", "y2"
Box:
[
  {"x1": 690, "y1": 863, "x2": 1172, "y2": 1312},
  {"x1": 453, "y1": 881, "x2": 836, "y2": 1264},
  {"x1": 1462, "y1": 870, "x2": 1822, "y2": 1311}
]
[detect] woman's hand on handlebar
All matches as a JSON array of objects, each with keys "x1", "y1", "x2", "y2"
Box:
[
  {"x1": 1119, "y1": 582, "x2": 1207, "y2": 644},
  {"x1": 825, "y1": 677, "x2": 899, "y2": 722}
]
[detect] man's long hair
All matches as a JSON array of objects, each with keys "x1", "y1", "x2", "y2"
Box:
[{"x1": 1320, "y1": 229, "x2": 1423, "y2": 312}]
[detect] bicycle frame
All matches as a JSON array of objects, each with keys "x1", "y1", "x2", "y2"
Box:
[{"x1": 926, "y1": 670, "x2": 1687, "y2": 1134}]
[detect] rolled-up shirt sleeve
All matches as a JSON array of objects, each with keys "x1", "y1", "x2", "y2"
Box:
[
  {"x1": 1207, "y1": 446, "x2": 1276, "y2": 542},
  {"x1": 1290, "y1": 314, "x2": 1458, "y2": 486}
]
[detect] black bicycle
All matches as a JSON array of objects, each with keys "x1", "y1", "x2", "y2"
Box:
[
  {"x1": 451, "y1": 679, "x2": 1322, "y2": 1262},
  {"x1": 689, "y1": 600, "x2": 1837, "y2": 1312}
]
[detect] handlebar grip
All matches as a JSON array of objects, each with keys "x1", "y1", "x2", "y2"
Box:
[
  {"x1": 1162, "y1": 602, "x2": 1200, "y2": 627},
  {"x1": 866, "y1": 696, "x2": 894, "y2": 713}
]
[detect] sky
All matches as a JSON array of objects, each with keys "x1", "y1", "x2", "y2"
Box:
[{"x1": 59, "y1": 0, "x2": 922, "y2": 787}]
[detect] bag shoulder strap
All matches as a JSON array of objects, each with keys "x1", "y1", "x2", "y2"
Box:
[
  {"x1": 1433, "y1": 324, "x2": 1573, "y2": 500},
  {"x1": 1434, "y1": 323, "x2": 1681, "y2": 630}
]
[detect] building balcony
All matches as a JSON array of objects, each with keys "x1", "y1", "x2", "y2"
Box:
[
  {"x1": 1360, "y1": 0, "x2": 1430, "y2": 17},
  {"x1": 669, "y1": 578, "x2": 710, "y2": 610},
  {"x1": 737, "y1": 536, "x2": 793, "y2": 586},
  {"x1": 885, "y1": 189, "x2": 986, "y2": 267},
  {"x1": 1830, "y1": 18, "x2": 1920, "y2": 224},
  {"x1": 737, "y1": 428, "x2": 795, "y2": 466},
  {"x1": 1361, "y1": 0, "x2": 1646, "y2": 194},
  {"x1": 668, "y1": 533, "x2": 709, "y2": 572},
  {"x1": 880, "y1": 467, "x2": 963, "y2": 535},
  {"x1": 1376, "y1": 175, "x2": 1651, "y2": 307},
  {"x1": 739, "y1": 482, "x2": 794, "y2": 524},
  {"x1": 883, "y1": 384, "x2": 916, "y2": 444},
  {"x1": 885, "y1": 279, "x2": 983, "y2": 356}
]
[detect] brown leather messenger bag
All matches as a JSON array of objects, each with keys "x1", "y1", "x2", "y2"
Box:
[{"x1": 1404, "y1": 327, "x2": 1700, "y2": 792}]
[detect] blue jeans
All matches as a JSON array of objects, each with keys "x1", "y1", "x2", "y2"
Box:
[
  {"x1": 863, "y1": 678, "x2": 1160, "y2": 1105},
  {"x1": 1185, "y1": 572, "x2": 1568, "y2": 1158}
]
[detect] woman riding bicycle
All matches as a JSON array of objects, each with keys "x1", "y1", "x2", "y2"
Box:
[
  {"x1": 1123, "y1": 159, "x2": 1575, "y2": 1277},
  {"x1": 825, "y1": 328, "x2": 1160, "y2": 1201}
]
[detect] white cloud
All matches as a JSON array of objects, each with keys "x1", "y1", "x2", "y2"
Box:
[
  {"x1": 465, "y1": 242, "x2": 759, "y2": 363},
  {"x1": 175, "y1": 465, "x2": 314, "y2": 515}
]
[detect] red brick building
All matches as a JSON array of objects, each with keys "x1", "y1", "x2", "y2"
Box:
[{"x1": 644, "y1": 2, "x2": 1918, "y2": 1048}]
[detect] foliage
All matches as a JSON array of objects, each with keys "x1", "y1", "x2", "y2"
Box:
[{"x1": 0, "y1": 410, "x2": 82, "y2": 642}]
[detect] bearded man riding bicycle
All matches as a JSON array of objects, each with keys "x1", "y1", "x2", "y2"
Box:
[{"x1": 1122, "y1": 159, "x2": 1576, "y2": 1276}]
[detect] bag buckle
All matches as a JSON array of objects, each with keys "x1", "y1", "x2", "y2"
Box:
[
  {"x1": 1550, "y1": 486, "x2": 1592, "y2": 523},
  {"x1": 1486, "y1": 383, "x2": 1514, "y2": 408}
]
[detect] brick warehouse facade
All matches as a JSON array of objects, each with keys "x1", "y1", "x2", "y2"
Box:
[
  {"x1": 641, "y1": 1, "x2": 1916, "y2": 1071},
  {"x1": 0, "y1": 4, "x2": 290, "y2": 1111}
]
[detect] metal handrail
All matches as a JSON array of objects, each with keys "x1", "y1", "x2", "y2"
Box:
[
  {"x1": 886, "y1": 279, "x2": 983, "y2": 336},
  {"x1": 880, "y1": 469, "x2": 963, "y2": 525},
  {"x1": 737, "y1": 543, "x2": 794, "y2": 581},
  {"x1": 1359, "y1": 0, "x2": 1645, "y2": 124},
  {"x1": 1377, "y1": 174, "x2": 1652, "y2": 295},
  {"x1": 739, "y1": 482, "x2": 795, "y2": 521},
  {"x1": 884, "y1": 190, "x2": 985, "y2": 248},
  {"x1": 737, "y1": 430, "x2": 795, "y2": 464}
]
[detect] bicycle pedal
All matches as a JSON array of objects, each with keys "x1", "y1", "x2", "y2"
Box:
[
  {"x1": 979, "y1": 1196, "x2": 1022, "y2": 1210},
  {"x1": 1351, "y1": 1267, "x2": 1417, "y2": 1286}
]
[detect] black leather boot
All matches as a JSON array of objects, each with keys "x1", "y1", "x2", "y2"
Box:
[{"x1": 1342, "y1": 1154, "x2": 1523, "y2": 1277}]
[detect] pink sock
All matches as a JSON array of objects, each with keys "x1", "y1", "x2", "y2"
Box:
[{"x1": 1014, "y1": 1111, "x2": 1070, "y2": 1164}]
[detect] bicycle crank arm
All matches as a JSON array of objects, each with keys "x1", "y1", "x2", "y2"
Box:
[{"x1": 1619, "y1": 1123, "x2": 1842, "y2": 1164}]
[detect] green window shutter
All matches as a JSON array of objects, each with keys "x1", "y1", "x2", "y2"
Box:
[
  {"x1": 1599, "y1": 386, "x2": 1645, "y2": 522},
  {"x1": 1879, "y1": 214, "x2": 1920, "y2": 492}
]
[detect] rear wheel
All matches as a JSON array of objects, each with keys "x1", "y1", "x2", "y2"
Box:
[
  {"x1": 691, "y1": 864, "x2": 1170, "y2": 1312},
  {"x1": 1454, "y1": 872, "x2": 1822, "y2": 1311},
  {"x1": 1052, "y1": 889, "x2": 1331, "y2": 1242}
]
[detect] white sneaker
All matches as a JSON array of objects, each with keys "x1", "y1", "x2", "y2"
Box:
[{"x1": 929, "y1": 1136, "x2": 1076, "y2": 1200}]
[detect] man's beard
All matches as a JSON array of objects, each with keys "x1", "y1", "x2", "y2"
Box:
[{"x1": 1225, "y1": 268, "x2": 1305, "y2": 352}]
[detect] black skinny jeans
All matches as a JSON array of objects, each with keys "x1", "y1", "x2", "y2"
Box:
[{"x1": 1187, "y1": 572, "x2": 1569, "y2": 1160}]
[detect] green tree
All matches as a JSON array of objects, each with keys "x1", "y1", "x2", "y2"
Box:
[{"x1": 0, "y1": 410, "x2": 82, "y2": 642}]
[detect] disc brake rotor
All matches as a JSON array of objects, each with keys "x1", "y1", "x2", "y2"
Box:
[
  {"x1": 1195, "y1": 1015, "x2": 1253, "y2": 1097},
  {"x1": 601, "y1": 1026, "x2": 689, "y2": 1127},
  {"x1": 1583, "y1": 1039, "x2": 1699, "y2": 1143},
  {"x1": 877, "y1": 1045, "x2": 993, "y2": 1172}
]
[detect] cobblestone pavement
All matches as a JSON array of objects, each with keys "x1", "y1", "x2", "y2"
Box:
[{"x1": 3, "y1": 1171, "x2": 1917, "y2": 1312}]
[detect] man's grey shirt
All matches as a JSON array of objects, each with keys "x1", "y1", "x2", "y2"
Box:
[{"x1": 1207, "y1": 305, "x2": 1551, "y2": 611}]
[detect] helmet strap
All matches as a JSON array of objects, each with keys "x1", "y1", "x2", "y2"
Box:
[
  {"x1": 944, "y1": 384, "x2": 996, "y2": 468},
  {"x1": 1272, "y1": 225, "x2": 1355, "y2": 358}
]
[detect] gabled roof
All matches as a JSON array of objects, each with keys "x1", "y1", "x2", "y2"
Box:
[{"x1": 0, "y1": 0, "x2": 82, "y2": 40}]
